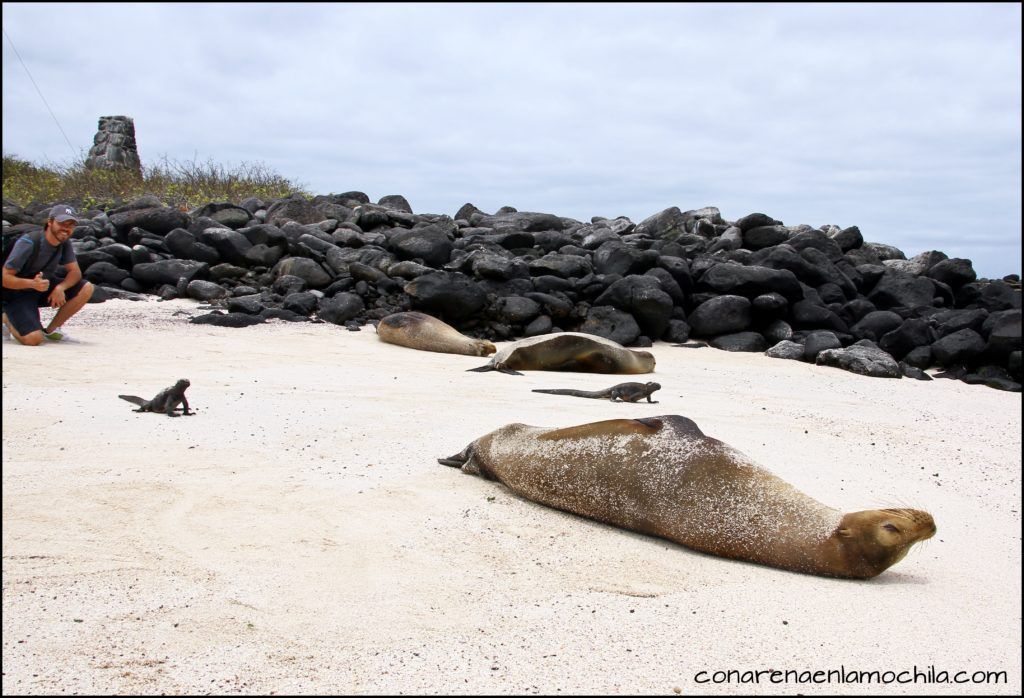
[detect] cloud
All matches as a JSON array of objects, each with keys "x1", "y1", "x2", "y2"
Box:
[{"x1": 2, "y1": 2, "x2": 1020, "y2": 277}]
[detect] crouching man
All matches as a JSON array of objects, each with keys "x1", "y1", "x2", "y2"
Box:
[{"x1": 2, "y1": 204, "x2": 94, "y2": 345}]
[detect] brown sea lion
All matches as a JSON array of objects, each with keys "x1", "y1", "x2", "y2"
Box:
[
  {"x1": 438, "y1": 415, "x2": 935, "y2": 579},
  {"x1": 468, "y1": 332, "x2": 655, "y2": 375},
  {"x1": 377, "y1": 311, "x2": 496, "y2": 357},
  {"x1": 532, "y1": 381, "x2": 661, "y2": 403}
]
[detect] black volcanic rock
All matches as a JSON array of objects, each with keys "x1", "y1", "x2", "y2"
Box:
[
  {"x1": 709, "y1": 331, "x2": 767, "y2": 352},
  {"x1": 594, "y1": 275, "x2": 674, "y2": 340},
  {"x1": 816, "y1": 342, "x2": 901, "y2": 378},
  {"x1": 528, "y1": 253, "x2": 592, "y2": 279},
  {"x1": 689, "y1": 295, "x2": 752, "y2": 337},
  {"x1": 387, "y1": 225, "x2": 453, "y2": 267},
  {"x1": 404, "y1": 271, "x2": 486, "y2": 321},
  {"x1": 878, "y1": 318, "x2": 937, "y2": 360},
  {"x1": 698, "y1": 262, "x2": 803, "y2": 301},
  {"x1": 735, "y1": 212, "x2": 781, "y2": 231},
  {"x1": 803, "y1": 330, "x2": 843, "y2": 362},
  {"x1": 132, "y1": 259, "x2": 208, "y2": 287},
  {"x1": 867, "y1": 269, "x2": 936, "y2": 310},
  {"x1": 925, "y1": 258, "x2": 977, "y2": 288},
  {"x1": 109, "y1": 206, "x2": 189, "y2": 238},
  {"x1": 743, "y1": 225, "x2": 790, "y2": 250},
  {"x1": 318, "y1": 292, "x2": 365, "y2": 325},
  {"x1": 931, "y1": 328, "x2": 988, "y2": 367},
  {"x1": 851, "y1": 310, "x2": 904, "y2": 342},
  {"x1": 634, "y1": 207, "x2": 688, "y2": 240},
  {"x1": 577, "y1": 305, "x2": 641, "y2": 346}
]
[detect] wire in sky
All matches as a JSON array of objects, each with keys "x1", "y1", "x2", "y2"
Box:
[{"x1": 2, "y1": 26, "x2": 79, "y2": 160}]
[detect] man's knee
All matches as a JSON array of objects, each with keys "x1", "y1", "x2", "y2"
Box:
[
  {"x1": 77, "y1": 282, "x2": 94, "y2": 302},
  {"x1": 17, "y1": 331, "x2": 44, "y2": 346}
]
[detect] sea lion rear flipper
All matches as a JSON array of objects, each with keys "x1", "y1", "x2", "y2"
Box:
[
  {"x1": 466, "y1": 364, "x2": 495, "y2": 373},
  {"x1": 118, "y1": 395, "x2": 146, "y2": 406},
  {"x1": 437, "y1": 445, "x2": 493, "y2": 478}
]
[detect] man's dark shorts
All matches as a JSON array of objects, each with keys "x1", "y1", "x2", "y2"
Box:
[{"x1": 2, "y1": 273, "x2": 87, "y2": 336}]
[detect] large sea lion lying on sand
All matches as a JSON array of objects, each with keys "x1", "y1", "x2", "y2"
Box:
[
  {"x1": 468, "y1": 332, "x2": 656, "y2": 375},
  {"x1": 439, "y1": 415, "x2": 935, "y2": 579},
  {"x1": 377, "y1": 311, "x2": 496, "y2": 357}
]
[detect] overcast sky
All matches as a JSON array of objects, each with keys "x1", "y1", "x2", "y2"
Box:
[{"x1": 3, "y1": 3, "x2": 1021, "y2": 278}]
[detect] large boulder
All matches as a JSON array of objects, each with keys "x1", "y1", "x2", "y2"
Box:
[
  {"x1": 404, "y1": 271, "x2": 487, "y2": 321},
  {"x1": 109, "y1": 206, "x2": 189, "y2": 238},
  {"x1": 708, "y1": 331, "x2": 767, "y2": 352},
  {"x1": 634, "y1": 207, "x2": 688, "y2": 240},
  {"x1": 816, "y1": 342, "x2": 901, "y2": 378},
  {"x1": 527, "y1": 253, "x2": 593, "y2": 279},
  {"x1": 265, "y1": 197, "x2": 326, "y2": 227},
  {"x1": 131, "y1": 259, "x2": 208, "y2": 287},
  {"x1": 577, "y1": 305, "x2": 641, "y2": 346},
  {"x1": 931, "y1": 328, "x2": 987, "y2": 367},
  {"x1": 594, "y1": 275, "x2": 675, "y2": 340},
  {"x1": 272, "y1": 257, "x2": 333, "y2": 289},
  {"x1": 851, "y1": 310, "x2": 904, "y2": 342},
  {"x1": 867, "y1": 269, "x2": 936, "y2": 310},
  {"x1": 697, "y1": 262, "x2": 803, "y2": 300},
  {"x1": 878, "y1": 318, "x2": 937, "y2": 360},
  {"x1": 387, "y1": 225, "x2": 454, "y2": 267},
  {"x1": 318, "y1": 292, "x2": 365, "y2": 325},
  {"x1": 688, "y1": 295, "x2": 752, "y2": 337},
  {"x1": 925, "y1": 258, "x2": 977, "y2": 288}
]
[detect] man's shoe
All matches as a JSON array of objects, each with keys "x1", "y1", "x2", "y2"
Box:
[{"x1": 44, "y1": 329, "x2": 66, "y2": 342}]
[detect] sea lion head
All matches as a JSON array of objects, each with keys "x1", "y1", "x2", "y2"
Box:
[
  {"x1": 633, "y1": 350, "x2": 656, "y2": 373},
  {"x1": 473, "y1": 339, "x2": 497, "y2": 357},
  {"x1": 834, "y1": 508, "x2": 936, "y2": 578}
]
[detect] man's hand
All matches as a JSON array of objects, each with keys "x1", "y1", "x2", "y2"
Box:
[
  {"x1": 32, "y1": 273, "x2": 50, "y2": 293},
  {"x1": 48, "y1": 283, "x2": 66, "y2": 308}
]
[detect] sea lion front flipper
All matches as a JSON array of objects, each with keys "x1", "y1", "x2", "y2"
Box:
[{"x1": 118, "y1": 395, "x2": 146, "y2": 407}]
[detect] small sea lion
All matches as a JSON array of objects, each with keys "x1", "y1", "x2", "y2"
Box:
[
  {"x1": 468, "y1": 332, "x2": 655, "y2": 376},
  {"x1": 439, "y1": 415, "x2": 935, "y2": 579},
  {"x1": 532, "y1": 381, "x2": 661, "y2": 403},
  {"x1": 119, "y1": 379, "x2": 193, "y2": 416},
  {"x1": 377, "y1": 311, "x2": 496, "y2": 357}
]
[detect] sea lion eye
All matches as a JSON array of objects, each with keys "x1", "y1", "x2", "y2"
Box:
[{"x1": 882, "y1": 523, "x2": 899, "y2": 533}]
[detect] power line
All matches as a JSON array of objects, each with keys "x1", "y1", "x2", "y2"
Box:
[{"x1": 2, "y1": 26, "x2": 79, "y2": 160}]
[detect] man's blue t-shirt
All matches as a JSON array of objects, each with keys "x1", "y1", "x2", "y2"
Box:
[{"x1": 3, "y1": 233, "x2": 76, "y2": 277}]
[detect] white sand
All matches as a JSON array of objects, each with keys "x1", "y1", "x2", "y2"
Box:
[{"x1": 2, "y1": 297, "x2": 1021, "y2": 695}]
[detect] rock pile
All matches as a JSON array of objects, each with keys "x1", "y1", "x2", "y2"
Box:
[
  {"x1": 2, "y1": 194, "x2": 1020, "y2": 391},
  {"x1": 84, "y1": 116, "x2": 142, "y2": 175}
]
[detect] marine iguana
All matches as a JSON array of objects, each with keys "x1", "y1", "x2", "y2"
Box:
[
  {"x1": 532, "y1": 381, "x2": 661, "y2": 403},
  {"x1": 119, "y1": 378, "x2": 193, "y2": 416}
]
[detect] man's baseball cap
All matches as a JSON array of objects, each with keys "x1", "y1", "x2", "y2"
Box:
[{"x1": 49, "y1": 204, "x2": 78, "y2": 223}]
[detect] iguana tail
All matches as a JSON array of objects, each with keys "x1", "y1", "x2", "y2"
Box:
[
  {"x1": 118, "y1": 395, "x2": 147, "y2": 406},
  {"x1": 531, "y1": 389, "x2": 606, "y2": 399}
]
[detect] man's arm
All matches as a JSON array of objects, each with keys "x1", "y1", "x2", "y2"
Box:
[{"x1": 1, "y1": 265, "x2": 49, "y2": 291}]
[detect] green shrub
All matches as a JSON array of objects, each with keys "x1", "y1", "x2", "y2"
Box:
[{"x1": 2, "y1": 152, "x2": 309, "y2": 211}]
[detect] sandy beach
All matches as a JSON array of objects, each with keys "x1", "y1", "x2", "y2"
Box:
[{"x1": 2, "y1": 297, "x2": 1020, "y2": 695}]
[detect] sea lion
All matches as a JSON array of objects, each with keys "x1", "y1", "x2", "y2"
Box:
[
  {"x1": 532, "y1": 381, "x2": 661, "y2": 403},
  {"x1": 119, "y1": 378, "x2": 192, "y2": 416},
  {"x1": 377, "y1": 311, "x2": 496, "y2": 357},
  {"x1": 468, "y1": 332, "x2": 656, "y2": 375},
  {"x1": 438, "y1": 415, "x2": 935, "y2": 579}
]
